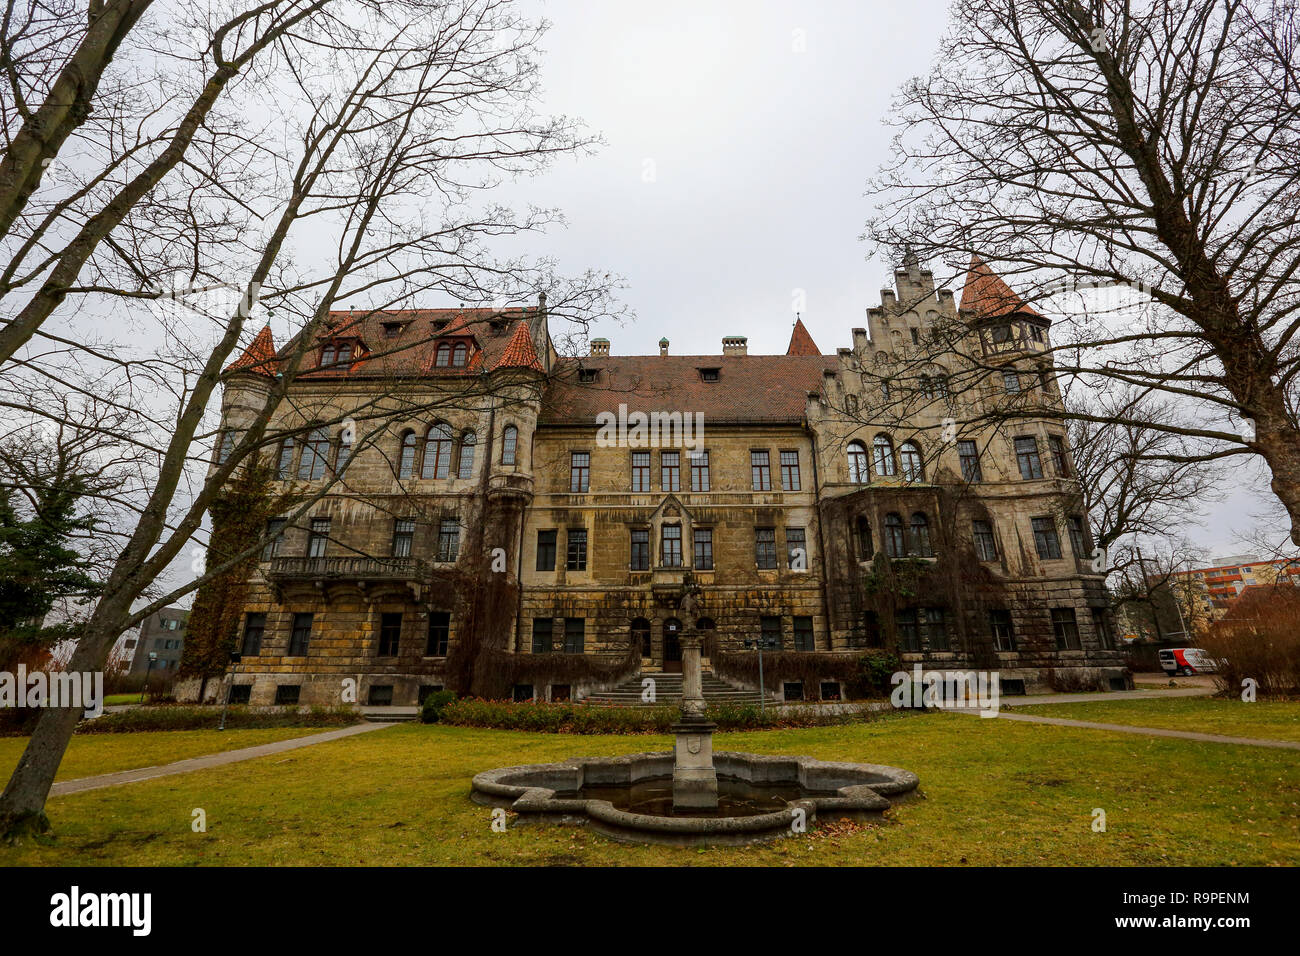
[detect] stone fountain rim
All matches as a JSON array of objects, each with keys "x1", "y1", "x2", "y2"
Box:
[{"x1": 470, "y1": 750, "x2": 919, "y2": 842}]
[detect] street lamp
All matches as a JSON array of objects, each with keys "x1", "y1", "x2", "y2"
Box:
[
  {"x1": 218, "y1": 651, "x2": 242, "y2": 731},
  {"x1": 742, "y1": 636, "x2": 779, "y2": 712},
  {"x1": 139, "y1": 651, "x2": 157, "y2": 704}
]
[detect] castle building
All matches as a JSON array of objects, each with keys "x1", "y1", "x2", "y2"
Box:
[{"x1": 192, "y1": 258, "x2": 1127, "y2": 707}]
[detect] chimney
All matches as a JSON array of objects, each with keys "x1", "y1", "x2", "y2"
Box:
[
  {"x1": 590, "y1": 338, "x2": 610, "y2": 357},
  {"x1": 659, "y1": 337, "x2": 669, "y2": 357},
  {"x1": 721, "y1": 335, "x2": 748, "y2": 356}
]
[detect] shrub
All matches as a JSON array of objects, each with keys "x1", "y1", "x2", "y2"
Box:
[
  {"x1": 419, "y1": 690, "x2": 459, "y2": 724},
  {"x1": 68, "y1": 705, "x2": 363, "y2": 735},
  {"x1": 435, "y1": 698, "x2": 874, "y2": 734},
  {"x1": 1200, "y1": 587, "x2": 1300, "y2": 697}
]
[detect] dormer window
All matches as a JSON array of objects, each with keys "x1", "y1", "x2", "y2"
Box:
[
  {"x1": 321, "y1": 344, "x2": 336, "y2": 366},
  {"x1": 336, "y1": 342, "x2": 352, "y2": 363},
  {"x1": 381, "y1": 322, "x2": 405, "y2": 339},
  {"x1": 435, "y1": 343, "x2": 451, "y2": 367},
  {"x1": 699, "y1": 368, "x2": 720, "y2": 382},
  {"x1": 452, "y1": 343, "x2": 468, "y2": 367},
  {"x1": 578, "y1": 368, "x2": 598, "y2": 383},
  {"x1": 320, "y1": 341, "x2": 355, "y2": 367}
]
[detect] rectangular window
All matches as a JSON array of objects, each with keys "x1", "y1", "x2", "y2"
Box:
[
  {"x1": 780, "y1": 450, "x2": 801, "y2": 491},
  {"x1": 972, "y1": 520, "x2": 998, "y2": 561},
  {"x1": 786, "y1": 527, "x2": 806, "y2": 570},
  {"x1": 262, "y1": 518, "x2": 286, "y2": 560},
  {"x1": 793, "y1": 616, "x2": 814, "y2": 652},
  {"x1": 241, "y1": 613, "x2": 265, "y2": 656},
  {"x1": 566, "y1": 528, "x2": 587, "y2": 571},
  {"x1": 274, "y1": 685, "x2": 300, "y2": 706},
  {"x1": 1048, "y1": 435, "x2": 1070, "y2": 476},
  {"x1": 391, "y1": 518, "x2": 415, "y2": 557},
  {"x1": 1015, "y1": 436, "x2": 1043, "y2": 479},
  {"x1": 367, "y1": 685, "x2": 394, "y2": 706},
  {"x1": 1091, "y1": 608, "x2": 1114, "y2": 650},
  {"x1": 760, "y1": 615, "x2": 782, "y2": 650},
  {"x1": 897, "y1": 609, "x2": 920, "y2": 652},
  {"x1": 570, "y1": 451, "x2": 590, "y2": 492},
  {"x1": 690, "y1": 451, "x2": 710, "y2": 491},
  {"x1": 630, "y1": 529, "x2": 650, "y2": 571},
  {"x1": 661, "y1": 525, "x2": 682, "y2": 567},
  {"x1": 631, "y1": 451, "x2": 651, "y2": 492},
  {"x1": 661, "y1": 451, "x2": 680, "y2": 491},
  {"x1": 513, "y1": 684, "x2": 534, "y2": 702},
  {"x1": 288, "y1": 613, "x2": 313, "y2": 656},
  {"x1": 378, "y1": 612, "x2": 401, "y2": 656},
  {"x1": 1052, "y1": 608, "x2": 1082, "y2": 650},
  {"x1": 1067, "y1": 515, "x2": 1087, "y2": 557},
  {"x1": 693, "y1": 528, "x2": 713, "y2": 570},
  {"x1": 957, "y1": 440, "x2": 983, "y2": 483},
  {"x1": 783, "y1": 681, "x2": 803, "y2": 701},
  {"x1": 563, "y1": 618, "x2": 584, "y2": 654},
  {"x1": 228, "y1": 685, "x2": 251, "y2": 705},
  {"x1": 990, "y1": 609, "x2": 1016, "y2": 652},
  {"x1": 1032, "y1": 517, "x2": 1062, "y2": 560},
  {"x1": 437, "y1": 519, "x2": 460, "y2": 562},
  {"x1": 755, "y1": 527, "x2": 777, "y2": 569},
  {"x1": 751, "y1": 450, "x2": 771, "y2": 491},
  {"x1": 1003, "y1": 369, "x2": 1021, "y2": 393},
  {"x1": 307, "y1": 518, "x2": 330, "y2": 557},
  {"x1": 531, "y1": 618, "x2": 553, "y2": 654},
  {"x1": 276, "y1": 439, "x2": 294, "y2": 478},
  {"x1": 426, "y1": 612, "x2": 450, "y2": 656},
  {"x1": 536, "y1": 530, "x2": 556, "y2": 571},
  {"x1": 922, "y1": 608, "x2": 949, "y2": 651}
]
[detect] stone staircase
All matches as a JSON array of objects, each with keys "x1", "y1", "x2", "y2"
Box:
[{"x1": 581, "y1": 670, "x2": 774, "y2": 708}]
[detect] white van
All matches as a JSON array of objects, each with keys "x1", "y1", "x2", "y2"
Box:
[{"x1": 1158, "y1": 647, "x2": 1219, "y2": 676}]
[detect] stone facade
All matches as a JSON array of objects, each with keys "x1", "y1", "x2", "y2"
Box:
[{"x1": 193, "y1": 263, "x2": 1127, "y2": 707}]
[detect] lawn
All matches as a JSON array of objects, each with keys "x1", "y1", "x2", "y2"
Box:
[
  {"x1": 1014, "y1": 697, "x2": 1300, "y2": 743},
  {"x1": 0, "y1": 710, "x2": 1295, "y2": 866},
  {"x1": 0, "y1": 728, "x2": 322, "y2": 783}
]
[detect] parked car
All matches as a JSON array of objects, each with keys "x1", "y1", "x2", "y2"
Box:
[{"x1": 1158, "y1": 647, "x2": 1219, "y2": 676}]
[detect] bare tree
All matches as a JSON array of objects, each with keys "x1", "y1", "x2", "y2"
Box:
[
  {"x1": 0, "y1": 0, "x2": 622, "y2": 840},
  {"x1": 866, "y1": 0, "x2": 1300, "y2": 543}
]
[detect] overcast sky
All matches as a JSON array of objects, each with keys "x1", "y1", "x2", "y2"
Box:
[{"x1": 486, "y1": 0, "x2": 1279, "y2": 559}]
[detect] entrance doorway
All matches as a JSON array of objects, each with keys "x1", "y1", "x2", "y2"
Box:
[{"x1": 662, "y1": 617, "x2": 682, "y2": 673}]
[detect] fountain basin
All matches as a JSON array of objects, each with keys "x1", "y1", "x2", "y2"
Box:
[{"x1": 471, "y1": 751, "x2": 919, "y2": 846}]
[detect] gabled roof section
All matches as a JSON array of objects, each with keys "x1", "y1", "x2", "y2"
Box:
[
  {"x1": 959, "y1": 254, "x2": 1042, "y2": 319},
  {"x1": 492, "y1": 320, "x2": 543, "y2": 372},
  {"x1": 786, "y1": 318, "x2": 821, "y2": 355},
  {"x1": 224, "y1": 324, "x2": 278, "y2": 377}
]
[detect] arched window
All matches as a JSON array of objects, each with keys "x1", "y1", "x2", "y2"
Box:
[
  {"x1": 918, "y1": 374, "x2": 931, "y2": 397},
  {"x1": 336, "y1": 342, "x2": 352, "y2": 364},
  {"x1": 848, "y1": 441, "x2": 869, "y2": 483},
  {"x1": 423, "y1": 423, "x2": 452, "y2": 478},
  {"x1": 501, "y1": 424, "x2": 518, "y2": 465},
  {"x1": 631, "y1": 618, "x2": 651, "y2": 658},
  {"x1": 873, "y1": 435, "x2": 897, "y2": 476},
  {"x1": 934, "y1": 374, "x2": 949, "y2": 399},
  {"x1": 321, "y1": 344, "x2": 336, "y2": 367},
  {"x1": 899, "y1": 440, "x2": 924, "y2": 481},
  {"x1": 435, "y1": 343, "x2": 451, "y2": 367},
  {"x1": 457, "y1": 431, "x2": 476, "y2": 479},
  {"x1": 875, "y1": 351, "x2": 888, "y2": 365},
  {"x1": 884, "y1": 513, "x2": 905, "y2": 557},
  {"x1": 910, "y1": 512, "x2": 933, "y2": 557},
  {"x1": 452, "y1": 343, "x2": 468, "y2": 367},
  {"x1": 398, "y1": 431, "x2": 416, "y2": 479},
  {"x1": 855, "y1": 516, "x2": 873, "y2": 561},
  {"x1": 298, "y1": 427, "x2": 329, "y2": 479},
  {"x1": 336, "y1": 428, "x2": 352, "y2": 474}
]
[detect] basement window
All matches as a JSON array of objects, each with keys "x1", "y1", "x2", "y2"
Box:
[
  {"x1": 699, "y1": 368, "x2": 720, "y2": 382},
  {"x1": 367, "y1": 685, "x2": 394, "y2": 706},
  {"x1": 274, "y1": 684, "x2": 301, "y2": 705},
  {"x1": 820, "y1": 681, "x2": 841, "y2": 701},
  {"x1": 228, "y1": 685, "x2": 251, "y2": 705},
  {"x1": 513, "y1": 683, "x2": 534, "y2": 702},
  {"x1": 783, "y1": 681, "x2": 804, "y2": 701}
]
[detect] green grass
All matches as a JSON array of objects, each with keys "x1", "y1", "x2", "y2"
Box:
[
  {"x1": 103, "y1": 694, "x2": 142, "y2": 706},
  {"x1": 0, "y1": 710, "x2": 1295, "y2": 866},
  {"x1": 0, "y1": 728, "x2": 322, "y2": 783},
  {"x1": 1014, "y1": 697, "x2": 1300, "y2": 742}
]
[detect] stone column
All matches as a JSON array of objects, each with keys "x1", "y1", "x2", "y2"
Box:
[
  {"x1": 679, "y1": 632, "x2": 706, "y2": 720},
  {"x1": 672, "y1": 626, "x2": 718, "y2": 811}
]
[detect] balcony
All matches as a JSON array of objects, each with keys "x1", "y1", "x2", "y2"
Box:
[{"x1": 265, "y1": 555, "x2": 430, "y2": 602}]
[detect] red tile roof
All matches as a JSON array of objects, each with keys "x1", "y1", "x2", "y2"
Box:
[
  {"x1": 540, "y1": 354, "x2": 837, "y2": 425},
  {"x1": 492, "y1": 320, "x2": 544, "y2": 372},
  {"x1": 959, "y1": 254, "x2": 1042, "y2": 319},
  {"x1": 224, "y1": 325, "x2": 278, "y2": 378},
  {"x1": 785, "y1": 318, "x2": 821, "y2": 356}
]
